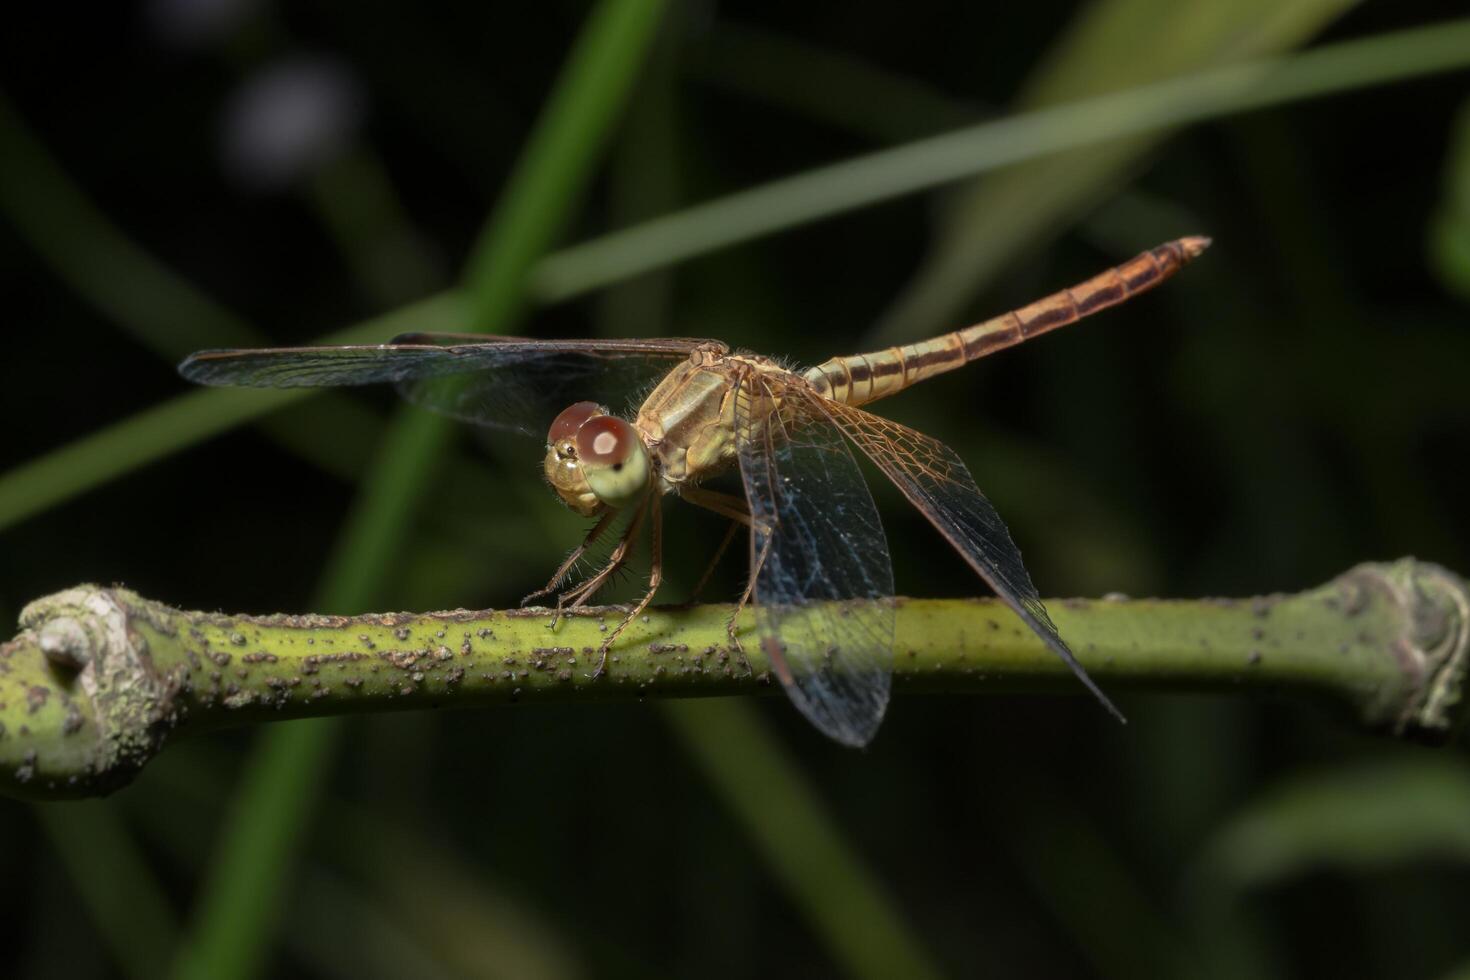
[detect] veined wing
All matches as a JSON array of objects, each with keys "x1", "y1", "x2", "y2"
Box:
[
  {"x1": 823, "y1": 399, "x2": 1126, "y2": 723},
  {"x1": 735, "y1": 374, "x2": 894, "y2": 747},
  {"x1": 179, "y1": 333, "x2": 726, "y2": 436}
]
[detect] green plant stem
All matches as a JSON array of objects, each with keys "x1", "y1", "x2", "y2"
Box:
[
  {"x1": 460, "y1": 0, "x2": 670, "y2": 331},
  {"x1": 2, "y1": 558, "x2": 1464, "y2": 802}
]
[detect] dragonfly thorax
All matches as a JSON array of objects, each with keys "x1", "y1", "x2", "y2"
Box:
[{"x1": 543, "y1": 401, "x2": 652, "y2": 516}]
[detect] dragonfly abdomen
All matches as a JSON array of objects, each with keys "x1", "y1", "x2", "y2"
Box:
[
  {"x1": 805, "y1": 236, "x2": 1209, "y2": 408},
  {"x1": 802, "y1": 337, "x2": 967, "y2": 407}
]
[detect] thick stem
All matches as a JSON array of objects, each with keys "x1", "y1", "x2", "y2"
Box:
[{"x1": 2, "y1": 558, "x2": 1464, "y2": 801}]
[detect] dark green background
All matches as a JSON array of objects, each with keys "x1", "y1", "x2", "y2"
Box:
[{"x1": 3, "y1": 2, "x2": 1470, "y2": 978}]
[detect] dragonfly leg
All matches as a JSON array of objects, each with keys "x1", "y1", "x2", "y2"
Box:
[
  {"x1": 678, "y1": 486, "x2": 752, "y2": 525},
  {"x1": 552, "y1": 494, "x2": 649, "y2": 626},
  {"x1": 677, "y1": 486, "x2": 753, "y2": 606},
  {"x1": 594, "y1": 492, "x2": 663, "y2": 677},
  {"x1": 725, "y1": 526, "x2": 773, "y2": 653},
  {"x1": 685, "y1": 519, "x2": 740, "y2": 605},
  {"x1": 521, "y1": 509, "x2": 618, "y2": 608}
]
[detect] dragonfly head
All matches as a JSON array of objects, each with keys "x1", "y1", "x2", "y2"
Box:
[{"x1": 543, "y1": 401, "x2": 651, "y2": 516}]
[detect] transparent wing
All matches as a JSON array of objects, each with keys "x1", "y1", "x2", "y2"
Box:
[
  {"x1": 179, "y1": 333, "x2": 726, "y2": 436},
  {"x1": 822, "y1": 399, "x2": 1125, "y2": 723},
  {"x1": 735, "y1": 376, "x2": 894, "y2": 747}
]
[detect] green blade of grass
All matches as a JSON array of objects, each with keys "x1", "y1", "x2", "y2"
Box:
[
  {"x1": 692, "y1": 21, "x2": 1202, "y2": 285},
  {"x1": 0, "y1": 91, "x2": 262, "y2": 358},
  {"x1": 865, "y1": 0, "x2": 1357, "y2": 344},
  {"x1": 1194, "y1": 759, "x2": 1470, "y2": 893},
  {"x1": 307, "y1": 148, "x2": 446, "y2": 309},
  {"x1": 693, "y1": 22, "x2": 979, "y2": 143},
  {"x1": 0, "y1": 292, "x2": 463, "y2": 532},
  {"x1": 168, "y1": 3, "x2": 670, "y2": 978},
  {"x1": 167, "y1": 719, "x2": 342, "y2": 980},
  {"x1": 664, "y1": 700, "x2": 942, "y2": 980},
  {"x1": 535, "y1": 15, "x2": 1469, "y2": 307},
  {"x1": 1430, "y1": 97, "x2": 1470, "y2": 301},
  {"x1": 35, "y1": 802, "x2": 182, "y2": 980},
  {"x1": 459, "y1": 0, "x2": 671, "y2": 330},
  {"x1": 1005, "y1": 777, "x2": 1197, "y2": 980}
]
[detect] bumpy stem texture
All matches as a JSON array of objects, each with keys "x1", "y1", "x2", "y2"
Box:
[{"x1": 1, "y1": 558, "x2": 1464, "y2": 800}]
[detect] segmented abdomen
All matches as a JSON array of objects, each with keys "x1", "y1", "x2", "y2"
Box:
[{"x1": 804, "y1": 236, "x2": 1209, "y2": 407}]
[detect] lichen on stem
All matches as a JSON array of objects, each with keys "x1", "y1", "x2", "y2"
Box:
[{"x1": 1, "y1": 557, "x2": 1464, "y2": 801}]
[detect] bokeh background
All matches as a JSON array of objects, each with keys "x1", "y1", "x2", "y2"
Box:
[{"x1": 4, "y1": 1, "x2": 1470, "y2": 977}]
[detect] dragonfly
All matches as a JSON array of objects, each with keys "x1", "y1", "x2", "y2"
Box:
[{"x1": 180, "y1": 236, "x2": 1209, "y2": 746}]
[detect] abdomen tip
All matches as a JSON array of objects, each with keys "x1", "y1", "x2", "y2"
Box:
[{"x1": 1180, "y1": 235, "x2": 1212, "y2": 259}]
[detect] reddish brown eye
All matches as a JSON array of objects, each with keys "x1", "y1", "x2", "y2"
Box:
[
  {"x1": 548, "y1": 401, "x2": 603, "y2": 446},
  {"x1": 576, "y1": 415, "x2": 637, "y2": 465}
]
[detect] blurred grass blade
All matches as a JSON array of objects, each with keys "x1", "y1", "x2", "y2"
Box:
[
  {"x1": 170, "y1": 3, "x2": 669, "y2": 979},
  {"x1": 1430, "y1": 97, "x2": 1470, "y2": 301},
  {"x1": 692, "y1": 22, "x2": 1197, "y2": 272},
  {"x1": 7, "y1": 19, "x2": 1470, "y2": 537},
  {"x1": 693, "y1": 22, "x2": 978, "y2": 141},
  {"x1": 0, "y1": 91, "x2": 261, "y2": 358},
  {"x1": 360, "y1": 827, "x2": 584, "y2": 980},
  {"x1": 169, "y1": 719, "x2": 341, "y2": 980},
  {"x1": 288, "y1": 869, "x2": 462, "y2": 980},
  {"x1": 0, "y1": 94, "x2": 544, "y2": 563},
  {"x1": 36, "y1": 802, "x2": 181, "y2": 980},
  {"x1": 1192, "y1": 758, "x2": 1470, "y2": 895},
  {"x1": 308, "y1": 148, "x2": 446, "y2": 308},
  {"x1": 460, "y1": 0, "x2": 670, "y2": 330},
  {"x1": 866, "y1": 0, "x2": 1357, "y2": 344},
  {"x1": 1010, "y1": 788, "x2": 1195, "y2": 980},
  {"x1": 664, "y1": 700, "x2": 942, "y2": 980},
  {"x1": 541, "y1": 15, "x2": 1470, "y2": 310},
  {"x1": 0, "y1": 388, "x2": 290, "y2": 530},
  {"x1": 0, "y1": 292, "x2": 464, "y2": 532}
]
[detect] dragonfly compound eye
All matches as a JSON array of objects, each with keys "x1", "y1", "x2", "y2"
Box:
[
  {"x1": 576, "y1": 415, "x2": 650, "y2": 508},
  {"x1": 543, "y1": 402, "x2": 610, "y2": 516},
  {"x1": 547, "y1": 401, "x2": 605, "y2": 449}
]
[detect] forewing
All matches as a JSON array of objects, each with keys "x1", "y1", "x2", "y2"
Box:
[
  {"x1": 179, "y1": 334, "x2": 722, "y2": 436},
  {"x1": 735, "y1": 377, "x2": 894, "y2": 747},
  {"x1": 821, "y1": 400, "x2": 1125, "y2": 722}
]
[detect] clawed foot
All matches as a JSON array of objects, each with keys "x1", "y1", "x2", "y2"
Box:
[
  {"x1": 587, "y1": 643, "x2": 611, "y2": 680},
  {"x1": 546, "y1": 587, "x2": 598, "y2": 632}
]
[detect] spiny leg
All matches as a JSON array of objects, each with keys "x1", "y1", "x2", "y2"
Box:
[
  {"x1": 521, "y1": 508, "x2": 617, "y2": 607},
  {"x1": 562, "y1": 504, "x2": 645, "y2": 609},
  {"x1": 551, "y1": 496, "x2": 648, "y2": 628},
  {"x1": 595, "y1": 492, "x2": 663, "y2": 676},
  {"x1": 726, "y1": 525, "x2": 773, "y2": 653}
]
